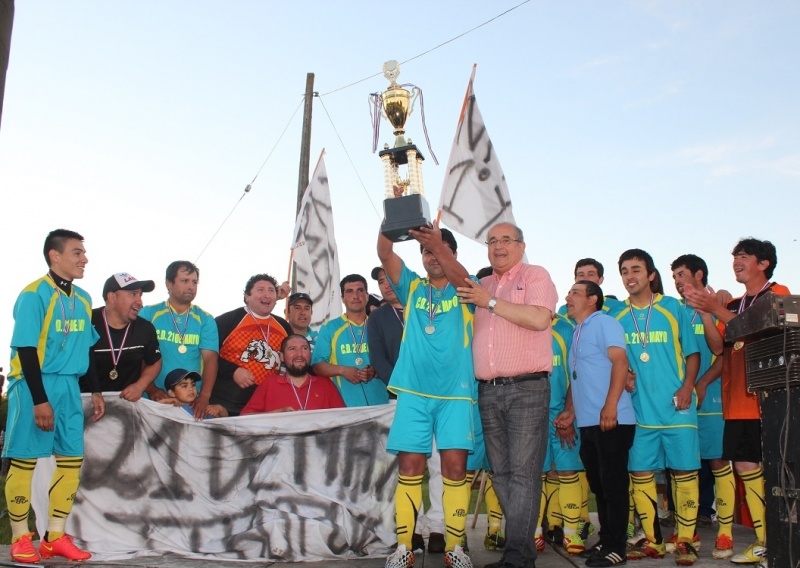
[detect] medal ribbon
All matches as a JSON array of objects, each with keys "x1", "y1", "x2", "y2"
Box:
[
  {"x1": 102, "y1": 308, "x2": 131, "y2": 369},
  {"x1": 737, "y1": 280, "x2": 771, "y2": 314},
  {"x1": 48, "y1": 275, "x2": 75, "y2": 345},
  {"x1": 628, "y1": 294, "x2": 654, "y2": 352},
  {"x1": 289, "y1": 378, "x2": 312, "y2": 410},
  {"x1": 570, "y1": 321, "x2": 585, "y2": 378},
  {"x1": 245, "y1": 308, "x2": 273, "y2": 349},
  {"x1": 426, "y1": 282, "x2": 450, "y2": 327},
  {"x1": 346, "y1": 317, "x2": 367, "y2": 356},
  {"x1": 168, "y1": 302, "x2": 191, "y2": 346}
]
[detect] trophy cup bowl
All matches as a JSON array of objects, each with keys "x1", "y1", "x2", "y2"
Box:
[{"x1": 376, "y1": 61, "x2": 432, "y2": 242}]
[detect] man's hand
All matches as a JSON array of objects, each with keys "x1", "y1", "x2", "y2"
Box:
[
  {"x1": 683, "y1": 285, "x2": 720, "y2": 314},
  {"x1": 554, "y1": 409, "x2": 577, "y2": 449},
  {"x1": 457, "y1": 277, "x2": 491, "y2": 309},
  {"x1": 270, "y1": 406, "x2": 296, "y2": 413},
  {"x1": 233, "y1": 367, "x2": 256, "y2": 388},
  {"x1": 34, "y1": 401, "x2": 54, "y2": 431},
  {"x1": 599, "y1": 403, "x2": 618, "y2": 432},
  {"x1": 277, "y1": 280, "x2": 291, "y2": 300},
  {"x1": 626, "y1": 369, "x2": 636, "y2": 392},
  {"x1": 91, "y1": 393, "x2": 106, "y2": 422},
  {"x1": 408, "y1": 222, "x2": 444, "y2": 253},
  {"x1": 191, "y1": 393, "x2": 211, "y2": 421},
  {"x1": 356, "y1": 365, "x2": 376, "y2": 382},
  {"x1": 674, "y1": 385, "x2": 693, "y2": 411},
  {"x1": 119, "y1": 383, "x2": 145, "y2": 402},
  {"x1": 341, "y1": 366, "x2": 362, "y2": 384},
  {"x1": 695, "y1": 381, "x2": 708, "y2": 408}
]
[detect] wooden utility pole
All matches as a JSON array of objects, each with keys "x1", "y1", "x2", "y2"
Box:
[
  {"x1": 0, "y1": 0, "x2": 15, "y2": 130},
  {"x1": 291, "y1": 73, "x2": 315, "y2": 293},
  {"x1": 296, "y1": 73, "x2": 315, "y2": 215}
]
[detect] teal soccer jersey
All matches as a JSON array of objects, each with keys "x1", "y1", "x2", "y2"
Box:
[
  {"x1": 615, "y1": 294, "x2": 699, "y2": 428},
  {"x1": 138, "y1": 301, "x2": 219, "y2": 391},
  {"x1": 680, "y1": 302, "x2": 722, "y2": 416},
  {"x1": 9, "y1": 277, "x2": 99, "y2": 379},
  {"x1": 311, "y1": 315, "x2": 389, "y2": 407},
  {"x1": 387, "y1": 263, "x2": 476, "y2": 401},
  {"x1": 550, "y1": 315, "x2": 575, "y2": 418}
]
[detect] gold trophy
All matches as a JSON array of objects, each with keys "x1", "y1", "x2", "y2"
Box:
[{"x1": 372, "y1": 60, "x2": 432, "y2": 242}]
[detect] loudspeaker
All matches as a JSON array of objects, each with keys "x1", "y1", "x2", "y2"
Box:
[{"x1": 760, "y1": 387, "x2": 800, "y2": 567}]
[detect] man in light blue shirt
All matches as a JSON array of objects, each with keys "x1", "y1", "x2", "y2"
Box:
[{"x1": 555, "y1": 280, "x2": 633, "y2": 567}]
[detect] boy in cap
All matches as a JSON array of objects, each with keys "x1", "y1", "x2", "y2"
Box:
[{"x1": 160, "y1": 369, "x2": 228, "y2": 418}]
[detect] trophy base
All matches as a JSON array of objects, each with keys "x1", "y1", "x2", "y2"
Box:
[{"x1": 381, "y1": 194, "x2": 432, "y2": 242}]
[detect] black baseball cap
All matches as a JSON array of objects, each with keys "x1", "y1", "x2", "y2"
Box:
[
  {"x1": 288, "y1": 292, "x2": 313, "y2": 306},
  {"x1": 370, "y1": 266, "x2": 385, "y2": 280},
  {"x1": 164, "y1": 368, "x2": 201, "y2": 392},
  {"x1": 103, "y1": 272, "x2": 156, "y2": 297}
]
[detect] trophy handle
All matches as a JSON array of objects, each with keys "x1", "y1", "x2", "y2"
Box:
[{"x1": 409, "y1": 86, "x2": 420, "y2": 117}]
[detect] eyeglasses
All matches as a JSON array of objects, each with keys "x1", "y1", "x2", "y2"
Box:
[{"x1": 486, "y1": 237, "x2": 521, "y2": 247}]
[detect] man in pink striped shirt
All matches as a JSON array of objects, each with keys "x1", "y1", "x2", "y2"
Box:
[{"x1": 458, "y1": 222, "x2": 558, "y2": 568}]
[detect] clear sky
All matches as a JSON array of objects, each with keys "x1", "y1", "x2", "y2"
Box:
[{"x1": 1, "y1": 1, "x2": 799, "y2": 369}]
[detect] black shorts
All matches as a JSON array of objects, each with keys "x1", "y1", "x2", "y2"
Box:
[{"x1": 722, "y1": 419, "x2": 762, "y2": 463}]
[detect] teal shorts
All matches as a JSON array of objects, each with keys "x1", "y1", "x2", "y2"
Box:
[
  {"x1": 544, "y1": 417, "x2": 584, "y2": 472},
  {"x1": 467, "y1": 400, "x2": 488, "y2": 471},
  {"x1": 697, "y1": 413, "x2": 724, "y2": 460},
  {"x1": 3, "y1": 374, "x2": 85, "y2": 459},
  {"x1": 387, "y1": 392, "x2": 475, "y2": 457},
  {"x1": 628, "y1": 425, "x2": 700, "y2": 472}
]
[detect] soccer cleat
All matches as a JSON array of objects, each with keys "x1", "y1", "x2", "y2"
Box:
[
  {"x1": 535, "y1": 533, "x2": 546, "y2": 552},
  {"x1": 665, "y1": 532, "x2": 701, "y2": 553},
  {"x1": 730, "y1": 541, "x2": 767, "y2": 564},
  {"x1": 444, "y1": 544, "x2": 473, "y2": 568},
  {"x1": 627, "y1": 528, "x2": 645, "y2": 547},
  {"x1": 696, "y1": 514, "x2": 714, "y2": 528},
  {"x1": 39, "y1": 533, "x2": 92, "y2": 561},
  {"x1": 626, "y1": 539, "x2": 666, "y2": 560},
  {"x1": 627, "y1": 522, "x2": 636, "y2": 539},
  {"x1": 580, "y1": 542, "x2": 604, "y2": 559},
  {"x1": 460, "y1": 534, "x2": 469, "y2": 554},
  {"x1": 385, "y1": 544, "x2": 415, "y2": 568},
  {"x1": 484, "y1": 530, "x2": 506, "y2": 550},
  {"x1": 547, "y1": 525, "x2": 564, "y2": 547},
  {"x1": 578, "y1": 519, "x2": 596, "y2": 540},
  {"x1": 674, "y1": 541, "x2": 698, "y2": 566},
  {"x1": 563, "y1": 532, "x2": 586, "y2": 555},
  {"x1": 10, "y1": 533, "x2": 41, "y2": 564},
  {"x1": 711, "y1": 534, "x2": 734, "y2": 559}
]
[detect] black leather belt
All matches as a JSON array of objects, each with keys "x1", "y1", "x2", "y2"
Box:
[{"x1": 479, "y1": 372, "x2": 549, "y2": 386}]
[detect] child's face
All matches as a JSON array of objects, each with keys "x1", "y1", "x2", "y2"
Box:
[{"x1": 169, "y1": 378, "x2": 197, "y2": 403}]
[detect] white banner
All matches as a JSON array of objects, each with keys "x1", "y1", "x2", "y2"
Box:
[
  {"x1": 438, "y1": 69, "x2": 518, "y2": 246},
  {"x1": 291, "y1": 150, "x2": 342, "y2": 328},
  {"x1": 33, "y1": 396, "x2": 397, "y2": 562}
]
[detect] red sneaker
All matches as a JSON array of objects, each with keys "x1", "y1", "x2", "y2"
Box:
[
  {"x1": 39, "y1": 534, "x2": 92, "y2": 561},
  {"x1": 10, "y1": 533, "x2": 41, "y2": 564}
]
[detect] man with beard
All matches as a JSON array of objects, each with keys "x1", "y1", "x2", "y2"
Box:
[
  {"x1": 209, "y1": 274, "x2": 293, "y2": 416},
  {"x1": 80, "y1": 272, "x2": 161, "y2": 401},
  {"x1": 241, "y1": 334, "x2": 344, "y2": 413},
  {"x1": 139, "y1": 260, "x2": 218, "y2": 420}
]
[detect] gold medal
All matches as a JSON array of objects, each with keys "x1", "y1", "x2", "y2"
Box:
[
  {"x1": 733, "y1": 341, "x2": 744, "y2": 351},
  {"x1": 354, "y1": 357, "x2": 364, "y2": 366},
  {"x1": 178, "y1": 344, "x2": 188, "y2": 354},
  {"x1": 109, "y1": 368, "x2": 118, "y2": 380},
  {"x1": 640, "y1": 352, "x2": 650, "y2": 363}
]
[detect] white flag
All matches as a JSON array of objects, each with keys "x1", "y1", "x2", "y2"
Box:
[
  {"x1": 438, "y1": 67, "x2": 518, "y2": 245},
  {"x1": 291, "y1": 151, "x2": 342, "y2": 327}
]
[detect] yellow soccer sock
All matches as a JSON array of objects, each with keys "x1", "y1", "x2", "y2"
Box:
[
  {"x1": 631, "y1": 473, "x2": 663, "y2": 543},
  {"x1": 578, "y1": 471, "x2": 591, "y2": 522},
  {"x1": 740, "y1": 467, "x2": 766, "y2": 543},
  {"x1": 712, "y1": 464, "x2": 735, "y2": 538},
  {"x1": 673, "y1": 471, "x2": 699, "y2": 542},
  {"x1": 46, "y1": 456, "x2": 84, "y2": 541},
  {"x1": 558, "y1": 473, "x2": 582, "y2": 533},
  {"x1": 545, "y1": 475, "x2": 561, "y2": 530},
  {"x1": 395, "y1": 474, "x2": 423, "y2": 549},
  {"x1": 443, "y1": 476, "x2": 470, "y2": 551},
  {"x1": 484, "y1": 475, "x2": 503, "y2": 535},
  {"x1": 536, "y1": 474, "x2": 548, "y2": 530},
  {"x1": 5, "y1": 458, "x2": 37, "y2": 541}
]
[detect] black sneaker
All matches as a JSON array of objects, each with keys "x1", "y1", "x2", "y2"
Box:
[
  {"x1": 586, "y1": 549, "x2": 627, "y2": 567},
  {"x1": 580, "y1": 543, "x2": 603, "y2": 559},
  {"x1": 428, "y1": 532, "x2": 445, "y2": 554}
]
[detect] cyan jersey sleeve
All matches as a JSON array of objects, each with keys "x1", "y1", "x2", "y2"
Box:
[
  {"x1": 198, "y1": 310, "x2": 219, "y2": 352},
  {"x1": 311, "y1": 320, "x2": 334, "y2": 366}
]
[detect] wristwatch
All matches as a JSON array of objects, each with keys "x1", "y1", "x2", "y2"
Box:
[{"x1": 487, "y1": 297, "x2": 497, "y2": 312}]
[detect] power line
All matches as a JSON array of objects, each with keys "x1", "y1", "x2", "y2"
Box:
[
  {"x1": 195, "y1": 97, "x2": 305, "y2": 262},
  {"x1": 318, "y1": 0, "x2": 531, "y2": 97}
]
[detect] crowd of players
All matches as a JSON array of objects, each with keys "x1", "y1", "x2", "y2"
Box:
[{"x1": 2, "y1": 227, "x2": 784, "y2": 568}]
